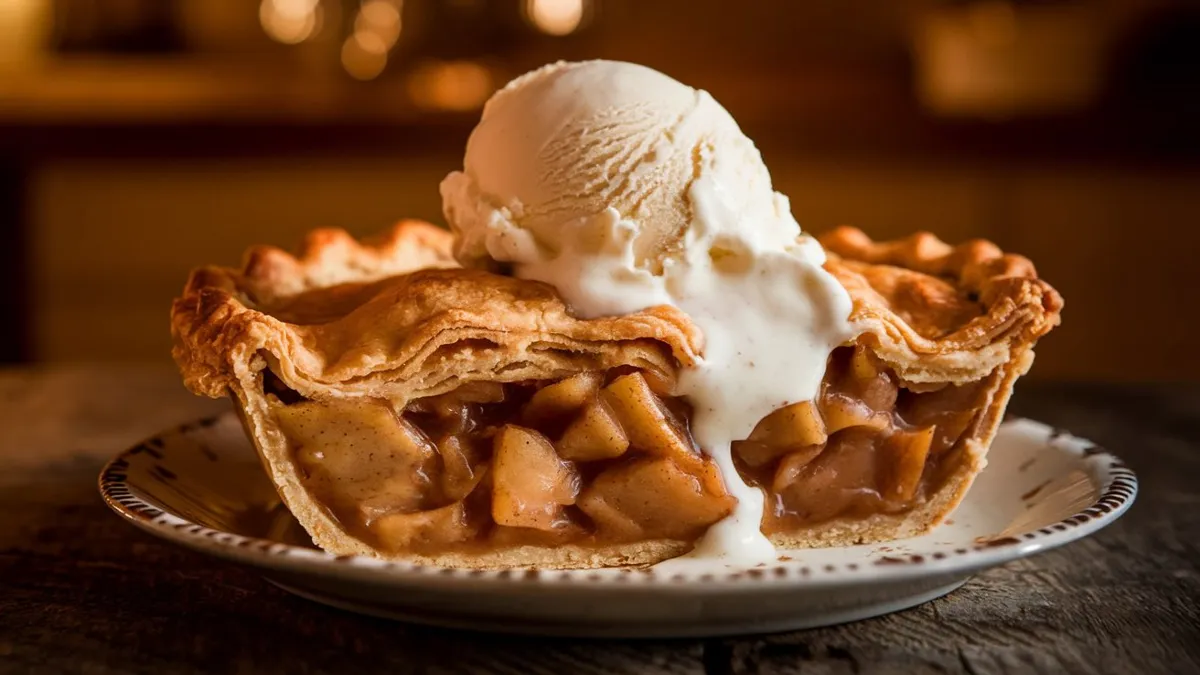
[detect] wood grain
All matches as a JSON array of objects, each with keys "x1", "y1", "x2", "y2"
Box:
[{"x1": 1, "y1": 367, "x2": 1197, "y2": 675}]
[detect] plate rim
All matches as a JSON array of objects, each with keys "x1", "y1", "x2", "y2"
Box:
[{"x1": 98, "y1": 414, "x2": 1137, "y2": 591}]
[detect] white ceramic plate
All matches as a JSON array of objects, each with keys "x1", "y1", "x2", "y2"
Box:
[{"x1": 99, "y1": 413, "x2": 1136, "y2": 638}]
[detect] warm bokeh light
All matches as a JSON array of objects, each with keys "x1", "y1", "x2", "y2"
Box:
[
  {"x1": 341, "y1": 33, "x2": 389, "y2": 80},
  {"x1": 0, "y1": 0, "x2": 51, "y2": 71},
  {"x1": 260, "y1": 0, "x2": 323, "y2": 45},
  {"x1": 407, "y1": 60, "x2": 493, "y2": 111},
  {"x1": 354, "y1": 29, "x2": 390, "y2": 56},
  {"x1": 914, "y1": 1, "x2": 1103, "y2": 117},
  {"x1": 356, "y1": 0, "x2": 404, "y2": 48},
  {"x1": 523, "y1": 0, "x2": 588, "y2": 36}
]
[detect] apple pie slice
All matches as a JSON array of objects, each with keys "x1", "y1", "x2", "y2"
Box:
[{"x1": 171, "y1": 221, "x2": 1061, "y2": 569}]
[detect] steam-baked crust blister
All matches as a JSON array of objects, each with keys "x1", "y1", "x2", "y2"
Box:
[{"x1": 172, "y1": 221, "x2": 1062, "y2": 569}]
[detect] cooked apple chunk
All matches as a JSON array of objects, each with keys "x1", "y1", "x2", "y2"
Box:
[
  {"x1": 737, "y1": 401, "x2": 827, "y2": 467},
  {"x1": 491, "y1": 425, "x2": 581, "y2": 530},
  {"x1": 556, "y1": 398, "x2": 630, "y2": 461},
  {"x1": 522, "y1": 372, "x2": 602, "y2": 427},
  {"x1": 600, "y1": 373, "x2": 702, "y2": 470},
  {"x1": 732, "y1": 440, "x2": 790, "y2": 469},
  {"x1": 749, "y1": 401, "x2": 827, "y2": 448},
  {"x1": 774, "y1": 428, "x2": 881, "y2": 523},
  {"x1": 820, "y1": 394, "x2": 890, "y2": 434},
  {"x1": 275, "y1": 399, "x2": 436, "y2": 513},
  {"x1": 578, "y1": 458, "x2": 733, "y2": 541},
  {"x1": 770, "y1": 445, "x2": 825, "y2": 494},
  {"x1": 435, "y1": 433, "x2": 486, "y2": 501},
  {"x1": 373, "y1": 501, "x2": 477, "y2": 551},
  {"x1": 880, "y1": 426, "x2": 934, "y2": 501}
]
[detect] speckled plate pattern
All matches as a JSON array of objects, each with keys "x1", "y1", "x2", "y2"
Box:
[{"x1": 99, "y1": 414, "x2": 1136, "y2": 637}]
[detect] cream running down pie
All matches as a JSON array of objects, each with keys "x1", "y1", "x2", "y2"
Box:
[{"x1": 171, "y1": 61, "x2": 1062, "y2": 569}]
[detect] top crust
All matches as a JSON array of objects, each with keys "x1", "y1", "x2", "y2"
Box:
[
  {"x1": 239, "y1": 220, "x2": 458, "y2": 303},
  {"x1": 171, "y1": 221, "x2": 702, "y2": 407},
  {"x1": 819, "y1": 226, "x2": 1062, "y2": 385},
  {"x1": 173, "y1": 222, "x2": 1063, "y2": 400}
]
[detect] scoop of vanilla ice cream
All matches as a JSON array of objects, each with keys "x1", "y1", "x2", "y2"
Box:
[
  {"x1": 440, "y1": 60, "x2": 855, "y2": 566},
  {"x1": 440, "y1": 60, "x2": 791, "y2": 270}
]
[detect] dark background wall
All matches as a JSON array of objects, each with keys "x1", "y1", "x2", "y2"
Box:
[{"x1": 2, "y1": 0, "x2": 1198, "y2": 381}]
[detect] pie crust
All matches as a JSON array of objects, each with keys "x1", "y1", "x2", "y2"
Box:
[{"x1": 171, "y1": 221, "x2": 1062, "y2": 568}]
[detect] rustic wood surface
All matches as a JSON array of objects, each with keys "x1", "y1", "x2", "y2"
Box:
[{"x1": 1, "y1": 365, "x2": 1197, "y2": 674}]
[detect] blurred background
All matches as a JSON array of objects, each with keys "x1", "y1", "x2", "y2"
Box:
[{"x1": 0, "y1": 0, "x2": 1197, "y2": 381}]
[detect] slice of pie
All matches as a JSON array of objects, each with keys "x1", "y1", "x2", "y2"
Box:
[{"x1": 171, "y1": 221, "x2": 1061, "y2": 569}]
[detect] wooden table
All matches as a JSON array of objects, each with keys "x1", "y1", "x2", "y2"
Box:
[{"x1": 2, "y1": 366, "x2": 1198, "y2": 674}]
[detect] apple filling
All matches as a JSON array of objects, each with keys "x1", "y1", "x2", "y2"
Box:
[
  {"x1": 262, "y1": 345, "x2": 990, "y2": 555},
  {"x1": 737, "y1": 346, "x2": 989, "y2": 533}
]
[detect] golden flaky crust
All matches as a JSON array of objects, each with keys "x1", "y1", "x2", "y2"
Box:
[
  {"x1": 173, "y1": 221, "x2": 702, "y2": 404},
  {"x1": 820, "y1": 226, "x2": 1061, "y2": 385},
  {"x1": 171, "y1": 221, "x2": 1060, "y2": 569}
]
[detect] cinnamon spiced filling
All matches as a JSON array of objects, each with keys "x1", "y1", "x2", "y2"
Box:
[{"x1": 261, "y1": 344, "x2": 992, "y2": 555}]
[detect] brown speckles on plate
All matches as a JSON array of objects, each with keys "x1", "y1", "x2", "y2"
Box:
[
  {"x1": 1021, "y1": 479, "x2": 1052, "y2": 501},
  {"x1": 135, "y1": 505, "x2": 164, "y2": 520},
  {"x1": 198, "y1": 444, "x2": 219, "y2": 461},
  {"x1": 990, "y1": 536, "x2": 1023, "y2": 547},
  {"x1": 128, "y1": 442, "x2": 163, "y2": 459}
]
